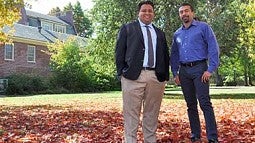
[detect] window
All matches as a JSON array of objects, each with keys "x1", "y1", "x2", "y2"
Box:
[
  {"x1": 4, "y1": 43, "x2": 14, "y2": 60},
  {"x1": 41, "y1": 21, "x2": 53, "y2": 31},
  {"x1": 54, "y1": 24, "x2": 66, "y2": 33},
  {"x1": 27, "y1": 45, "x2": 36, "y2": 62}
]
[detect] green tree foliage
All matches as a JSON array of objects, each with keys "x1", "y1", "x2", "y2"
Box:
[
  {"x1": 215, "y1": 0, "x2": 243, "y2": 85},
  {"x1": 63, "y1": 2, "x2": 73, "y2": 11},
  {"x1": 48, "y1": 7, "x2": 61, "y2": 15},
  {"x1": 89, "y1": 0, "x2": 139, "y2": 89},
  {"x1": 47, "y1": 38, "x2": 97, "y2": 92},
  {"x1": 0, "y1": 0, "x2": 24, "y2": 42},
  {"x1": 73, "y1": 1, "x2": 93, "y2": 38},
  {"x1": 236, "y1": 0, "x2": 255, "y2": 85}
]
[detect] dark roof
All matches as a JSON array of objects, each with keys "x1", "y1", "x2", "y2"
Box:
[{"x1": 25, "y1": 10, "x2": 68, "y2": 25}]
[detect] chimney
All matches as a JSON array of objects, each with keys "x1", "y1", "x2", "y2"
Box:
[
  {"x1": 18, "y1": 7, "x2": 27, "y2": 25},
  {"x1": 58, "y1": 10, "x2": 74, "y2": 25},
  {"x1": 37, "y1": 17, "x2": 42, "y2": 33}
]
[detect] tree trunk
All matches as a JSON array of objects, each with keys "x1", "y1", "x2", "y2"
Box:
[
  {"x1": 244, "y1": 64, "x2": 249, "y2": 86},
  {"x1": 215, "y1": 69, "x2": 223, "y2": 86},
  {"x1": 248, "y1": 62, "x2": 253, "y2": 86}
]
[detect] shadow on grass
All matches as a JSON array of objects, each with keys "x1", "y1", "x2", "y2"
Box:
[{"x1": 164, "y1": 93, "x2": 255, "y2": 99}]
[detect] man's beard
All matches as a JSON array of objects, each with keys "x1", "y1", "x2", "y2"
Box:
[{"x1": 182, "y1": 16, "x2": 190, "y2": 23}]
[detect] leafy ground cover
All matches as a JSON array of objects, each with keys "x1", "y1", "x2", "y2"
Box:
[{"x1": 0, "y1": 88, "x2": 255, "y2": 143}]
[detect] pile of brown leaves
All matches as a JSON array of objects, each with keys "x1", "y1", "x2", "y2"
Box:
[{"x1": 0, "y1": 99, "x2": 254, "y2": 142}]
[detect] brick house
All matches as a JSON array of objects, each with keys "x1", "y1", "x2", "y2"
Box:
[{"x1": 0, "y1": 8, "x2": 86, "y2": 78}]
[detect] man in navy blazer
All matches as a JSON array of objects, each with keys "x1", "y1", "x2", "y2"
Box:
[{"x1": 115, "y1": 1, "x2": 169, "y2": 142}]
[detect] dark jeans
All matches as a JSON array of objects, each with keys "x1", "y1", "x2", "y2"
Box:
[{"x1": 179, "y1": 62, "x2": 218, "y2": 140}]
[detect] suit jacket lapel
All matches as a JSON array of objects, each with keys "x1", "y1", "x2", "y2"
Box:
[
  {"x1": 134, "y1": 20, "x2": 144, "y2": 44},
  {"x1": 152, "y1": 24, "x2": 159, "y2": 57}
]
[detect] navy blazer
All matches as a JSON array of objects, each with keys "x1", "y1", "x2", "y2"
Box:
[{"x1": 115, "y1": 20, "x2": 169, "y2": 82}]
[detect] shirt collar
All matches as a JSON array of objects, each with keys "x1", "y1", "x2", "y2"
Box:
[
  {"x1": 138, "y1": 18, "x2": 153, "y2": 28},
  {"x1": 181, "y1": 19, "x2": 198, "y2": 29}
]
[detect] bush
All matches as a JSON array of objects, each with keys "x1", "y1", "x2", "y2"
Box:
[
  {"x1": 225, "y1": 81, "x2": 237, "y2": 86},
  {"x1": 5, "y1": 74, "x2": 48, "y2": 95}
]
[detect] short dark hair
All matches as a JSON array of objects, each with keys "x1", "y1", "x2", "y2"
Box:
[
  {"x1": 180, "y1": 3, "x2": 194, "y2": 12},
  {"x1": 138, "y1": 0, "x2": 154, "y2": 12}
]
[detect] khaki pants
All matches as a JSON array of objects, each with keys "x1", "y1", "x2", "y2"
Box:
[{"x1": 121, "y1": 70, "x2": 166, "y2": 143}]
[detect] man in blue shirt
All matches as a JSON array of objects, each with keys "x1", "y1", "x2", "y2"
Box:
[{"x1": 170, "y1": 3, "x2": 219, "y2": 143}]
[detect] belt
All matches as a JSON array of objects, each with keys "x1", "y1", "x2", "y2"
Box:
[
  {"x1": 142, "y1": 67, "x2": 155, "y2": 70},
  {"x1": 180, "y1": 59, "x2": 206, "y2": 67}
]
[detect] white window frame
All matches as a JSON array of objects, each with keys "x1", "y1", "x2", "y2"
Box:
[
  {"x1": 54, "y1": 24, "x2": 66, "y2": 33},
  {"x1": 41, "y1": 21, "x2": 53, "y2": 31},
  {"x1": 27, "y1": 45, "x2": 36, "y2": 63},
  {"x1": 4, "y1": 43, "x2": 14, "y2": 61}
]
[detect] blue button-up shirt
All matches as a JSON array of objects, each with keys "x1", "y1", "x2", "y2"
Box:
[{"x1": 170, "y1": 20, "x2": 220, "y2": 77}]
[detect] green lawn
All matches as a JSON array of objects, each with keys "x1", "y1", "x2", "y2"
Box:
[
  {"x1": 165, "y1": 86, "x2": 255, "y2": 99},
  {"x1": 0, "y1": 92, "x2": 124, "y2": 112},
  {"x1": 1, "y1": 86, "x2": 255, "y2": 107}
]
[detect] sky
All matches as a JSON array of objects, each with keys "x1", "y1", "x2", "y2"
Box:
[{"x1": 24, "y1": 0, "x2": 94, "y2": 14}]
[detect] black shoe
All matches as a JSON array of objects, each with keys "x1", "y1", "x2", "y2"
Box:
[
  {"x1": 208, "y1": 139, "x2": 218, "y2": 143},
  {"x1": 191, "y1": 136, "x2": 201, "y2": 142}
]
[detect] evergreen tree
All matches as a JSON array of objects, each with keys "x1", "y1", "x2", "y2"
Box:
[
  {"x1": 48, "y1": 7, "x2": 61, "y2": 16},
  {"x1": 73, "y1": 1, "x2": 93, "y2": 38},
  {"x1": 63, "y1": 2, "x2": 73, "y2": 11}
]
